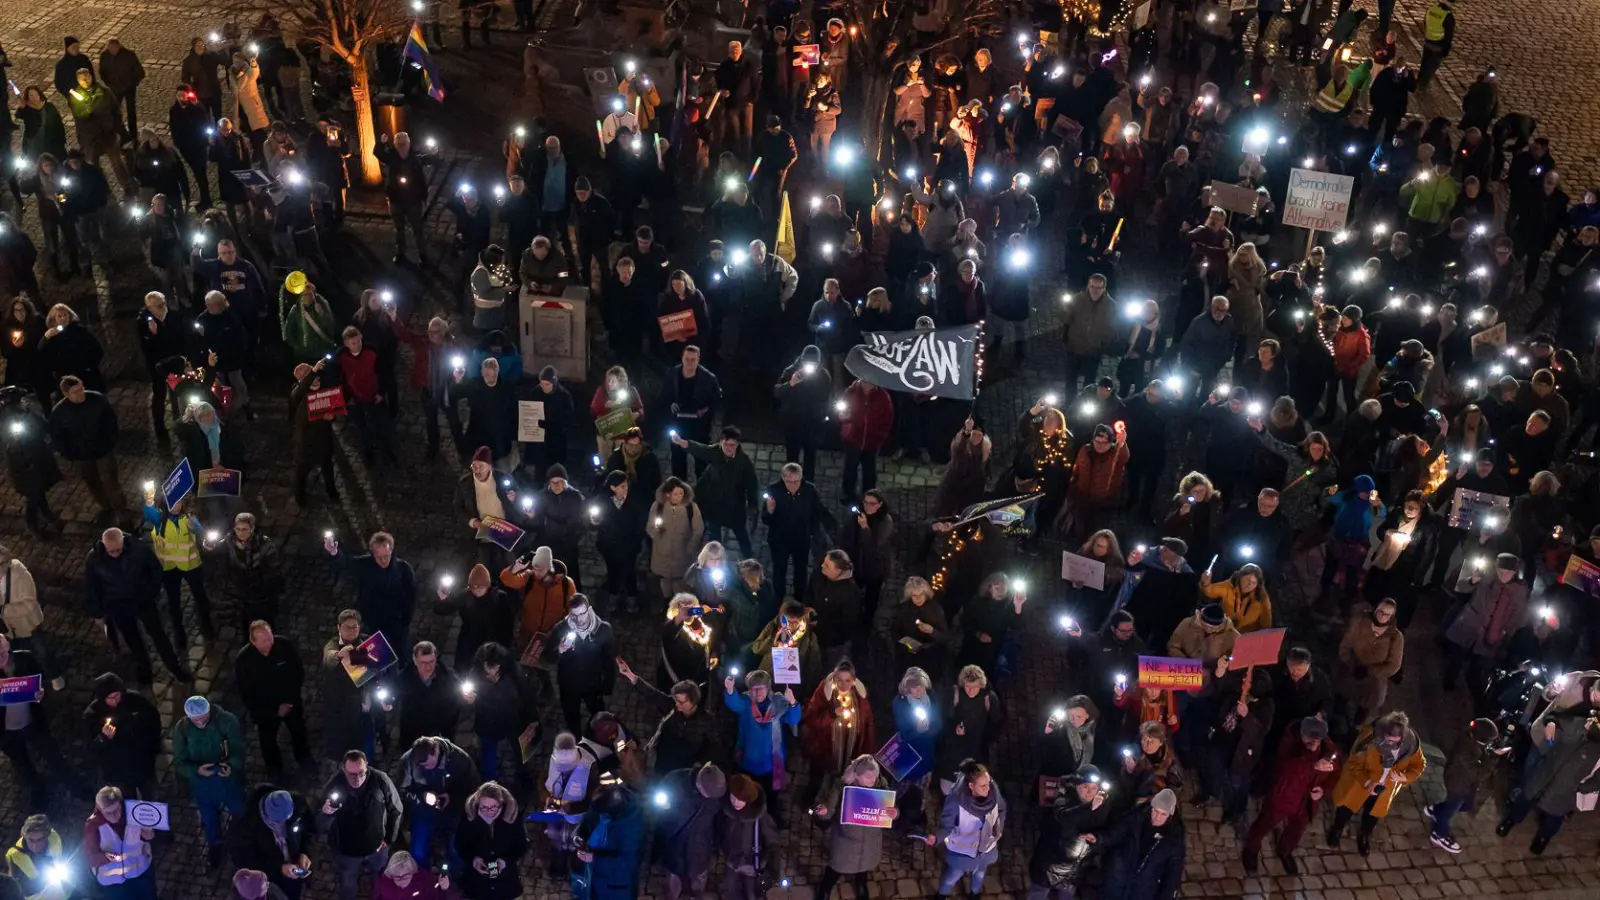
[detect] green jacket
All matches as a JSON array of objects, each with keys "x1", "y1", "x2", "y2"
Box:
[
  {"x1": 171, "y1": 707, "x2": 246, "y2": 787},
  {"x1": 65, "y1": 82, "x2": 121, "y2": 147},
  {"x1": 279, "y1": 287, "x2": 339, "y2": 362},
  {"x1": 1401, "y1": 174, "x2": 1460, "y2": 225},
  {"x1": 684, "y1": 441, "x2": 759, "y2": 525}
]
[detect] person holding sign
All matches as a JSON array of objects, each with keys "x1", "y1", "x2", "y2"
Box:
[
  {"x1": 812, "y1": 755, "x2": 894, "y2": 899},
  {"x1": 0, "y1": 635, "x2": 86, "y2": 808},
  {"x1": 140, "y1": 491, "x2": 215, "y2": 646},
  {"x1": 289, "y1": 359, "x2": 340, "y2": 506},
  {"x1": 655, "y1": 272, "x2": 711, "y2": 363},
  {"x1": 722, "y1": 669, "x2": 799, "y2": 828},
  {"x1": 326, "y1": 531, "x2": 418, "y2": 670},
  {"x1": 172, "y1": 695, "x2": 246, "y2": 870},
  {"x1": 1199, "y1": 563, "x2": 1274, "y2": 634},
  {"x1": 83, "y1": 786, "x2": 156, "y2": 900},
  {"x1": 453, "y1": 447, "x2": 523, "y2": 574}
]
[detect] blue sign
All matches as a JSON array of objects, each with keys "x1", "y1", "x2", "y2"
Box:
[{"x1": 162, "y1": 459, "x2": 195, "y2": 509}]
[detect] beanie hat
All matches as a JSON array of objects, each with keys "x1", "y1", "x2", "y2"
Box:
[
  {"x1": 262, "y1": 791, "x2": 295, "y2": 824},
  {"x1": 546, "y1": 463, "x2": 569, "y2": 482},
  {"x1": 1300, "y1": 716, "x2": 1329, "y2": 741},
  {"x1": 93, "y1": 672, "x2": 125, "y2": 700},
  {"x1": 1159, "y1": 537, "x2": 1188, "y2": 556},
  {"x1": 532, "y1": 546, "x2": 554, "y2": 570},
  {"x1": 1151, "y1": 788, "x2": 1178, "y2": 814},
  {"x1": 1400, "y1": 339, "x2": 1424, "y2": 354},
  {"x1": 471, "y1": 446, "x2": 493, "y2": 465},
  {"x1": 538, "y1": 365, "x2": 559, "y2": 383},
  {"x1": 1341, "y1": 304, "x2": 1362, "y2": 321},
  {"x1": 728, "y1": 774, "x2": 762, "y2": 804},
  {"x1": 184, "y1": 696, "x2": 210, "y2": 719},
  {"x1": 1096, "y1": 375, "x2": 1117, "y2": 390},
  {"x1": 1469, "y1": 717, "x2": 1500, "y2": 744},
  {"x1": 1391, "y1": 381, "x2": 1416, "y2": 398},
  {"x1": 1495, "y1": 552, "x2": 1520, "y2": 572},
  {"x1": 695, "y1": 764, "x2": 728, "y2": 798},
  {"x1": 1093, "y1": 424, "x2": 1114, "y2": 440},
  {"x1": 1476, "y1": 447, "x2": 1497, "y2": 465},
  {"x1": 1063, "y1": 764, "x2": 1102, "y2": 786},
  {"x1": 64, "y1": 36, "x2": 80, "y2": 49},
  {"x1": 467, "y1": 563, "x2": 492, "y2": 589},
  {"x1": 233, "y1": 870, "x2": 269, "y2": 899},
  {"x1": 1352, "y1": 474, "x2": 1376, "y2": 493},
  {"x1": 1200, "y1": 603, "x2": 1226, "y2": 626},
  {"x1": 800, "y1": 344, "x2": 823, "y2": 363},
  {"x1": 1228, "y1": 386, "x2": 1249, "y2": 402}
]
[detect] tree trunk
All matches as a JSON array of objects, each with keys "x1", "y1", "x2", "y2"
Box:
[
  {"x1": 349, "y1": 59, "x2": 382, "y2": 185},
  {"x1": 862, "y1": 69, "x2": 893, "y2": 164}
]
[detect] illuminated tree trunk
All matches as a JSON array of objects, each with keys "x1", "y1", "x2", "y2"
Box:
[{"x1": 349, "y1": 59, "x2": 382, "y2": 185}]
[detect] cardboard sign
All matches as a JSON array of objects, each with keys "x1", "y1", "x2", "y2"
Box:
[
  {"x1": 1560, "y1": 555, "x2": 1600, "y2": 598},
  {"x1": 658, "y1": 310, "x2": 698, "y2": 343},
  {"x1": 792, "y1": 43, "x2": 821, "y2": 67},
  {"x1": 1281, "y1": 168, "x2": 1354, "y2": 232},
  {"x1": 477, "y1": 516, "x2": 526, "y2": 553},
  {"x1": 875, "y1": 732, "x2": 924, "y2": 782},
  {"x1": 840, "y1": 786, "x2": 896, "y2": 828},
  {"x1": 1470, "y1": 322, "x2": 1508, "y2": 359},
  {"x1": 518, "y1": 400, "x2": 546, "y2": 444},
  {"x1": 197, "y1": 467, "x2": 242, "y2": 498},
  {"x1": 1210, "y1": 180, "x2": 1261, "y2": 216},
  {"x1": 1037, "y1": 774, "x2": 1061, "y2": 806},
  {"x1": 1227, "y1": 627, "x2": 1288, "y2": 669},
  {"x1": 344, "y1": 632, "x2": 398, "y2": 687},
  {"x1": 125, "y1": 799, "x2": 171, "y2": 831},
  {"x1": 582, "y1": 67, "x2": 619, "y2": 116},
  {"x1": 306, "y1": 386, "x2": 347, "y2": 419},
  {"x1": 595, "y1": 406, "x2": 635, "y2": 438},
  {"x1": 520, "y1": 631, "x2": 549, "y2": 668},
  {"x1": 1061, "y1": 552, "x2": 1107, "y2": 591},
  {"x1": 1137, "y1": 656, "x2": 1206, "y2": 691},
  {"x1": 0, "y1": 674, "x2": 41, "y2": 705},
  {"x1": 162, "y1": 458, "x2": 195, "y2": 509},
  {"x1": 1448, "y1": 488, "x2": 1511, "y2": 530},
  {"x1": 518, "y1": 728, "x2": 539, "y2": 764},
  {"x1": 771, "y1": 646, "x2": 802, "y2": 684}
]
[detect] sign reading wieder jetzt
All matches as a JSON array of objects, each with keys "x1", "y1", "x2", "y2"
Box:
[{"x1": 844, "y1": 324, "x2": 981, "y2": 399}]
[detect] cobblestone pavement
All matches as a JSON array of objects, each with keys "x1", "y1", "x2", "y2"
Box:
[{"x1": 2, "y1": 1, "x2": 1600, "y2": 899}]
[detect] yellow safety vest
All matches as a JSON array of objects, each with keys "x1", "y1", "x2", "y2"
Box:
[
  {"x1": 1314, "y1": 79, "x2": 1354, "y2": 114},
  {"x1": 7, "y1": 830, "x2": 65, "y2": 900},
  {"x1": 152, "y1": 514, "x2": 202, "y2": 572},
  {"x1": 1424, "y1": 5, "x2": 1449, "y2": 42}
]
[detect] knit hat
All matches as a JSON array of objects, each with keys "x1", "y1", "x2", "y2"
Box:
[
  {"x1": 800, "y1": 344, "x2": 823, "y2": 363},
  {"x1": 1063, "y1": 764, "x2": 1102, "y2": 786},
  {"x1": 1341, "y1": 304, "x2": 1362, "y2": 321},
  {"x1": 1151, "y1": 788, "x2": 1178, "y2": 814},
  {"x1": 1317, "y1": 306, "x2": 1340, "y2": 322},
  {"x1": 1300, "y1": 716, "x2": 1328, "y2": 741},
  {"x1": 695, "y1": 764, "x2": 728, "y2": 798},
  {"x1": 262, "y1": 791, "x2": 295, "y2": 824},
  {"x1": 471, "y1": 446, "x2": 492, "y2": 465},
  {"x1": 1495, "y1": 552, "x2": 1520, "y2": 572},
  {"x1": 1391, "y1": 381, "x2": 1415, "y2": 399},
  {"x1": 1228, "y1": 386, "x2": 1248, "y2": 402},
  {"x1": 1476, "y1": 448, "x2": 1497, "y2": 465},
  {"x1": 1158, "y1": 537, "x2": 1188, "y2": 556},
  {"x1": 1093, "y1": 423, "x2": 1114, "y2": 440},
  {"x1": 64, "y1": 36, "x2": 80, "y2": 49},
  {"x1": 1200, "y1": 603, "x2": 1226, "y2": 626},
  {"x1": 1096, "y1": 375, "x2": 1117, "y2": 390},
  {"x1": 467, "y1": 564, "x2": 492, "y2": 589},
  {"x1": 1400, "y1": 339, "x2": 1424, "y2": 354},
  {"x1": 184, "y1": 696, "x2": 210, "y2": 719},
  {"x1": 93, "y1": 672, "x2": 125, "y2": 700},
  {"x1": 546, "y1": 463, "x2": 569, "y2": 482},
  {"x1": 1352, "y1": 474, "x2": 1376, "y2": 494},
  {"x1": 1469, "y1": 717, "x2": 1500, "y2": 744},
  {"x1": 538, "y1": 365, "x2": 559, "y2": 383},
  {"x1": 727, "y1": 774, "x2": 762, "y2": 805},
  {"x1": 233, "y1": 869, "x2": 269, "y2": 899},
  {"x1": 532, "y1": 546, "x2": 554, "y2": 570},
  {"x1": 913, "y1": 261, "x2": 936, "y2": 279}
]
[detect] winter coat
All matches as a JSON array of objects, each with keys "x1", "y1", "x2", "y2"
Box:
[
  {"x1": 1177, "y1": 312, "x2": 1237, "y2": 374},
  {"x1": 629, "y1": 679, "x2": 721, "y2": 774},
  {"x1": 454, "y1": 815, "x2": 528, "y2": 900},
  {"x1": 0, "y1": 559, "x2": 43, "y2": 640},
  {"x1": 230, "y1": 784, "x2": 313, "y2": 875},
  {"x1": 468, "y1": 664, "x2": 537, "y2": 741},
  {"x1": 938, "y1": 778, "x2": 1005, "y2": 865},
  {"x1": 1334, "y1": 605, "x2": 1405, "y2": 712},
  {"x1": 1443, "y1": 574, "x2": 1529, "y2": 657},
  {"x1": 317, "y1": 769, "x2": 403, "y2": 857},
  {"x1": 172, "y1": 707, "x2": 247, "y2": 790},
  {"x1": 717, "y1": 791, "x2": 779, "y2": 884},
  {"x1": 573, "y1": 800, "x2": 647, "y2": 899},
  {"x1": 229, "y1": 56, "x2": 269, "y2": 131},
  {"x1": 934, "y1": 430, "x2": 991, "y2": 516},
  {"x1": 392, "y1": 663, "x2": 464, "y2": 748},
  {"x1": 1165, "y1": 612, "x2": 1239, "y2": 667},
  {"x1": 654, "y1": 766, "x2": 720, "y2": 879},
  {"x1": 1063, "y1": 292, "x2": 1117, "y2": 358},
  {"x1": 233, "y1": 636, "x2": 305, "y2": 723},
  {"x1": 83, "y1": 537, "x2": 163, "y2": 618},
  {"x1": 541, "y1": 616, "x2": 618, "y2": 697},
  {"x1": 1099, "y1": 807, "x2": 1186, "y2": 900},
  {"x1": 837, "y1": 509, "x2": 894, "y2": 585},
  {"x1": 682, "y1": 442, "x2": 757, "y2": 526},
  {"x1": 724, "y1": 686, "x2": 799, "y2": 776},
  {"x1": 1260, "y1": 721, "x2": 1340, "y2": 820},
  {"x1": 1522, "y1": 716, "x2": 1600, "y2": 817},
  {"x1": 936, "y1": 686, "x2": 1004, "y2": 780},
  {"x1": 821, "y1": 777, "x2": 888, "y2": 874},
  {"x1": 800, "y1": 678, "x2": 877, "y2": 777},
  {"x1": 1255, "y1": 431, "x2": 1339, "y2": 533},
  {"x1": 320, "y1": 632, "x2": 376, "y2": 760},
  {"x1": 500, "y1": 560, "x2": 574, "y2": 645},
  {"x1": 83, "y1": 686, "x2": 163, "y2": 787},
  {"x1": 329, "y1": 552, "x2": 417, "y2": 656},
  {"x1": 806, "y1": 573, "x2": 863, "y2": 651},
  {"x1": 1441, "y1": 724, "x2": 1503, "y2": 809},
  {"x1": 1030, "y1": 788, "x2": 1112, "y2": 890},
  {"x1": 1200, "y1": 577, "x2": 1273, "y2": 634},
  {"x1": 839, "y1": 381, "x2": 894, "y2": 452},
  {"x1": 1331, "y1": 724, "x2": 1425, "y2": 818},
  {"x1": 433, "y1": 585, "x2": 522, "y2": 670},
  {"x1": 1332, "y1": 324, "x2": 1372, "y2": 378},
  {"x1": 1067, "y1": 441, "x2": 1129, "y2": 509},
  {"x1": 647, "y1": 484, "x2": 704, "y2": 578}
]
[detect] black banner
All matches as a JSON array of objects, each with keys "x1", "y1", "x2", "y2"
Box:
[{"x1": 844, "y1": 324, "x2": 981, "y2": 399}]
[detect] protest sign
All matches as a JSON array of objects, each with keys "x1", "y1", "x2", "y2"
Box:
[
  {"x1": 1448, "y1": 488, "x2": 1510, "y2": 530},
  {"x1": 477, "y1": 516, "x2": 527, "y2": 553},
  {"x1": 657, "y1": 310, "x2": 698, "y2": 343},
  {"x1": 1561, "y1": 555, "x2": 1600, "y2": 598},
  {"x1": 162, "y1": 458, "x2": 195, "y2": 509},
  {"x1": 1471, "y1": 322, "x2": 1508, "y2": 358},
  {"x1": 344, "y1": 632, "x2": 398, "y2": 687},
  {"x1": 1137, "y1": 656, "x2": 1206, "y2": 691},
  {"x1": 1210, "y1": 180, "x2": 1261, "y2": 216},
  {"x1": 1061, "y1": 552, "x2": 1107, "y2": 590},
  {"x1": 0, "y1": 674, "x2": 41, "y2": 706},
  {"x1": 771, "y1": 647, "x2": 802, "y2": 684},
  {"x1": 1281, "y1": 168, "x2": 1354, "y2": 232},
  {"x1": 875, "y1": 733, "x2": 924, "y2": 782},
  {"x1": 517, "y1": 401, "x2": 546, "y2": 444},
  {"x1": 792, "y1": 44, "x2": 821, "y2": 67},
  {"x1": 1227, "y1": 628, "x2": 1288, "y2": 669},
  {"x1": 840, "y1": 786, "x2": 896, "y2": 828},
  {"x1": 125, "y1": 800, "x2": 171, "y2": 831},
  {"x1": 306, "y1": 387, "x2": 347, "y2": 419},
  {"x1": 197, "y1": 468, "x2": 242, "y2": 498},
  {"x1": 845, "y1": 324, "x2": 981, "y2": 399},
  {"x1": 594, "y1": 407, "x2": 635, "y2": 438}
]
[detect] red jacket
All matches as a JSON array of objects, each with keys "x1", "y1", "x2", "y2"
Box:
[
  {"x1": 1069, "y1": 441, "x2": 1130, "y2": 507},
  {"x1": 339, "y1": 347, "x2": 382, "y2": 403},
  {"x1": 588, "y1": 384, "x2": 645, "y2": 422},
  {"x1": 1332, "y1": 325, "x2": 1371, "y2": 379},
  {"x1": 799, "y1": 679, "x2": 878, "y2": 775},
  {"x1": 839, "y1": 381, "x2": 894, "y2": 451},
  {"x1": 1260, "y1": 720, "x2": 1341, "y2": 820}
]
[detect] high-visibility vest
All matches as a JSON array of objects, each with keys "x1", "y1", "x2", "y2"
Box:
[
  {"x1": 1424, "y1": 4, "x2": 1450, "y2": 42},
  {"x1": 1314, "y1": 78, "x2": 1354, "y2": 114},
  {"x1": 152, "y1": 514, "x2": 202, "y2": 572}
]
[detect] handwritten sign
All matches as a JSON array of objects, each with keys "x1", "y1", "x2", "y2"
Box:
[
  {"x1": 477, "y1": 515, "x2": 526, "y2": 553},
  {"x1": 1281, "y1": 168, "x2": 1354, "y2": 232},
  {"x1": 1137, "y1": 656, "x2": 1205, "y2": 691},
  {"x1": 1227, "y1": 627, "x2": 1287, "y2": 670},
  {"x1": 162, "y1": 458, "x2": 195, "y2": 509},
  {"x1": 197, "y1": 467, "x2": 242, "y2": 498},
  {"x1": 306, "y1": 386, "x2": 346, "y2": 419},
  {"x1": 0, "y1": 674, "x2": 41, "y2": 705},
  {"x1": 595, "y1": 407, "x2": 635, "y2": 439},
  {"x1": 875, "y1": 732, "x2": 924, "y2": 782},
  {"x1": 1210, "y1": 180, "x2": 1261, "y2": 216},
  {"x1": 791, "y1": 43, "x2": 821, "y2": 67},
  {"x1": 125, "y1": 800, "x2": 170, "y2": 831},
  {"x1": 344, "y1": 632, "x2": 398, "y2": 687},
  {"x1": 1448, "y1": 488, "x2": 1510, "y2": 530},
  {"x1": 1560, "y1": 555, "x2": 1600, "y2": 598},
  {"x1": 658, "y1": 310, "x2": 698, "y2": 343},
  {"x1": 1470, "y1": 322, "x2": 1508, "y2": 359},
  {"x1": 517, "y1": 401, "x2": 546, "y2": 444},
  {"x1": 771, "y1": 646, "x2": 801, "y2": 684},
  {"x1": 840, "y1": 786, "x2": 896, "y2": 828},
  {"x1": 1060, "y1": 552, "x2": 1107, "y2": 591}
]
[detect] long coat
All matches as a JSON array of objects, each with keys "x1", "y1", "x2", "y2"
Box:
[
  {"x1": 647, "y1": 483, "x2": 704, "y2": 579},
  {"x1": 1334, "y1": 605, "x2": 1404, "y2": 713},
  {"x1": 821, "y1": 778, "x2": 888, "y2": 874},
  {"x1": 229, "y1": 56, "x2": 269, "y2": 131},
  {"x1": 1330, "y1": 724, "x2": 1425, "y2": 819},
  {"x1": 1523, "y1": 715, "x2": 1600, "y2": 817},
  {"x1": 1442, "y1": 575, "x2": 1529, "y2": 658},
  {"x1": 1259, "y1": 722, "x2": 1340, "y2": 821}
]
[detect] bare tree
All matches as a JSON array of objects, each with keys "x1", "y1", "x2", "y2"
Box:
[{"x1": 258, "y1": 0, "x2": 411, "y2": 184}]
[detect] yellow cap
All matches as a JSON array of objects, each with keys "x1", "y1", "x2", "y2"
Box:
[{"x1": 285, "y1": 270, "x2": 307, "y2": 294}]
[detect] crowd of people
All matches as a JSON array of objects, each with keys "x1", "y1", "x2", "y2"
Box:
[{"x1": 3, "y1": 1, "x2": 1600, "y2": 900}]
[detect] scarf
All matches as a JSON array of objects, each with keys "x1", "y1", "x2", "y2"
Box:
[
  {"x1": 620, "y1": 441, "x2": 643, "y2": 476},
  {"x1": 566, "y1": 609, "x2": 599, "y2": 639},
  {"x1": 1065, "y1": 717, "x2": 1095, "y2": 765},
  {"x1": 749, "y1": 695, "x2": 788, "y2": 789},
  {"x1": 199, "y1": 417, "x2": 221, "y2": 462}
]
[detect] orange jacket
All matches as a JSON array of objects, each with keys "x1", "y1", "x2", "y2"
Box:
[
  {"x1": 499, "y1": 562, "x2": 574, "y2": 645},
  {"x1": 1332, "y1": 325, "x2": 1371, "y2": 378}
]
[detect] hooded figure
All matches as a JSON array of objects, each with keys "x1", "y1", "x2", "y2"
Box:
[
  {"x1": 718, "y1": 775, "x2": 780, "y2": 897},
  {"x1": 82, "y1": 672, "x2": 163, "y2": 796}
]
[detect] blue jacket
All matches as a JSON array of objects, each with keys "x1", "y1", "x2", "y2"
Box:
[
  {"x1": 891, "y1": 694, "x2": 942, "y2": 781},
  {"x1": 571, "y1": 800, "x2": 646, "y2": 899},
  {"x1": 723, "y1": 686, "x2": 799, "y2": 775},
  {"x1": 1328, "y1": 489, "x2": 1386, "y2": 543}
]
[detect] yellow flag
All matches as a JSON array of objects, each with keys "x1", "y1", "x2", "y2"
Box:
[{"x1": 775, "y1": 191, "x2": 797, "y2": 263}]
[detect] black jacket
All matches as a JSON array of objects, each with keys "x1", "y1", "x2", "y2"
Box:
[
  {"x1": 761, "y1": 480, "x2": 834, "y2": 548},
  {"x1": 467, "y1": 665, "x2": 538, "y2": 741},
  {"x1": 318, "y1": 769, "x2": 402, "y2": 857},
  {"x1": 330, "y1": 552, "x2": 417, "y2": 651},
  {"x1": 1, "y1": 407, "x2": 60, "y2": 493},
  {"x1": 233, "y1": 637, "x2": 306, "y2": 722},
  {"x1": 84, "y1": 538, "x2": 163, "y2": 618},
  {"x1": 453, "y1": 815, "x2": 529, "y2": 900},
  {"x1": 48, "y1": 390, "x2": 117, "y2": 460},
  {"x1": 630, "y1": 678, "x2": 722, "y2": 774},
  {"x1": 391, "y1": 664, "x2": 464, "y2": 748},
  {"x1": 434, "y1": 585, "x2": 521, "y2": 671},
  {"x1": 542, "y1": 618, "x2": 618, "y2": 696},
  {"x1": 1100, "y1": 807, "x2": 1186, "y2": 900},
  {"x1": 83, "y1": 687, "x2": 163, "y2": 786},
  {"x1": 398, "y1": 738, "x2": 479, "y2": 817},
  {"x1": 231, "y1": 784, "x2": 314, "y2": 873},
  {"x1": 39, "y1": 322, "x2": 106, "y2": 392},
  {"x1": 805, "y1": 573, "x2": 862, "y2": 650},
  {"x1": 1031, "y1": 789, "x2": 1114, "y2": 890}
]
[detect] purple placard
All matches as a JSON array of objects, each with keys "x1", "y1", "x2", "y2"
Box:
[
  {"x1": 197, "y1": 467, "x2": 242, "y2": 498},
  {"x1": 874, "y1": 733, "x2": 923, "y2": 782},
  {"x1": 346, "y1": 632, "x2": 398, "y2": 687},
  {"x1": 477, "y1": 516, "x2": 526, "y2": 552},
  {"x1": 0, "y1": 674, "x2": 42, "y2": 705},
  {"x1": 840, "y1": 786, "x2": 896, "y2": 829}
]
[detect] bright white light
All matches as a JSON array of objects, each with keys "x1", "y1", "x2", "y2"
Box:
[
  {"x1": 653, "y1": 790, "x2": 669, "y2": 808},
  {"x1": 1245, "y1": 127, "x2": 1269, "y2": 147},
  {"x1": 1246, "y1": 402, "x2": 1263, "y2": 416}
]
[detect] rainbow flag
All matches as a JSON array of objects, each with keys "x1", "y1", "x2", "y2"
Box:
[{"x1": 404, "y1": 23, "x2": 445, "y2": 102}]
